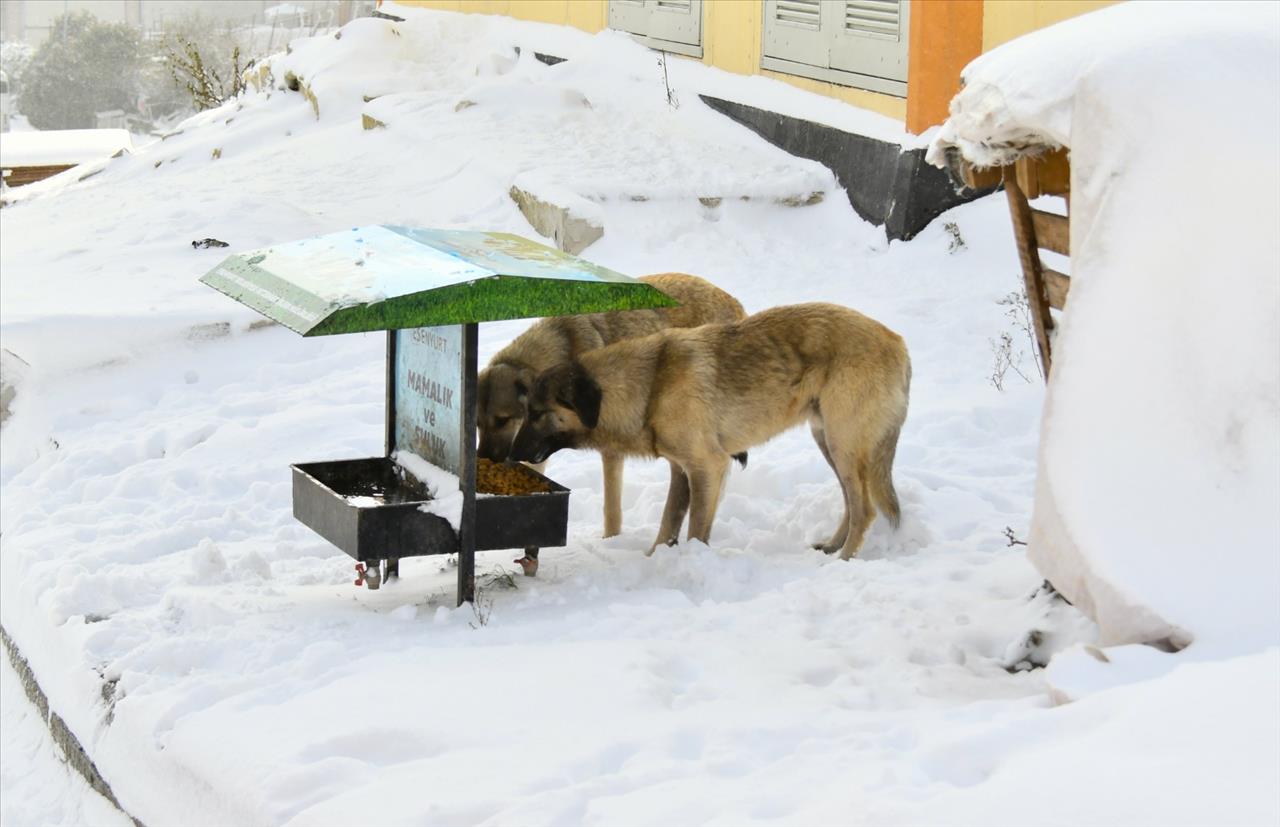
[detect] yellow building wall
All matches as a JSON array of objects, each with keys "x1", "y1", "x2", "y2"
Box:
[
  {"x1": 982, "y1": 0, "x2": 1118, "y2": 51},
  {"x1": 761, "y1": 72, "x2": 906, "y2": 121},
  {"x1": 392, "y1": 0, "x2": 1114, "y2": 124},
  {"x1": 701, "y1": 0, "x2": 759, "y2": 77}
]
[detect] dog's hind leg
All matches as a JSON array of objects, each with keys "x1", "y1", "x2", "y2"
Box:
[
  {"x1": 810, "y1": 420, "x2": 850, "y2": 554},
  {"x1": 817, "y1": 396, "x2": 878, "y2": 560},
  {"x1": 602, "y1": 452, "x2": 624, "y2": 538},
  {"x1": 836, "y1": 469, "x2": 877, "y2": 560},
  {"x1": 820, "y1": 445, "x2": 875, "y2": 560},
  {"x1": 686, "y1": 456, "x2": 731, "y2": 544},
  {"x1": 648, "y1": 461, "x2": 690, "y2": 556}
]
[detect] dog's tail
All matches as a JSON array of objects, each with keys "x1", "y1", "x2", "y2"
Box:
[
  {"x1": 871, "y1": 358, "x2": 910, "y2": 530},
  {"x1": 732, "y1": 452, "x2": 748, "y2": 468},
  {"x1": 869, "y1": 426, "x2": 902, "y2": 529}
]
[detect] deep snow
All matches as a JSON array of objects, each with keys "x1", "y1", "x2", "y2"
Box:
[
  {"x1": 929, "y1": 0, "x2": 1280, "y2": 653},
  {"x1": 0, "y1": 4, "x2": 1276, "y2": 826}
]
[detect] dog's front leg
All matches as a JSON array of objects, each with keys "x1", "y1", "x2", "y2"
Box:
[
  {"x1": 685, "y1": 457, "x2": 731, "y2": 544},
  {"x1": 601, "y1": 452, "x2": 624, "y2": 538},
  {"x1": 647, "y1": 461, "x2": 690, "y2": 556}
]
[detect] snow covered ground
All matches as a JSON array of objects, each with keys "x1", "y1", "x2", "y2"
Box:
[
  {"x1": 0, "y1": 5, "x2": 1276, "y2": 826},
  {"x1": 0, "y1": 653, "x2": 132, "y2": 827}
]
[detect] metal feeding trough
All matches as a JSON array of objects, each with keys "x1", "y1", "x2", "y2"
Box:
[{"x1": 200, "y1": 225, "x2": 676, "y2": 604}]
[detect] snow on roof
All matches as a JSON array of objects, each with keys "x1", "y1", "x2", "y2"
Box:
[
  {"x1": 927, "y1": 1, "x2": 1280, "y2": 170},
  {"x1": 0, "y1": 128, "x2": 132, "y2": 168}
]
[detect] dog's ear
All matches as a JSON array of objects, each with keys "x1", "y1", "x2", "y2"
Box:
[
  {"x1": 512, "y1": 365, "x2": 535, "y2": 403},
  {"x1": 573, "y1": 369, "x2": 601, "y2": 429},
  {"x1": 554, "y1": 364, "x2": 601, "y2": 429}
]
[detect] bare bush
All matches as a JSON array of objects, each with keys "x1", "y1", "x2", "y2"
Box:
[
  {"x1": 657, "y1": 51, "x2": 678, "y2": 109},
  {"x1": 988, "y1": 289, "x2": 1041, "y2": 390},
  {"x1": 167, "y1": 36, "x2": 251, "y2": 112}
]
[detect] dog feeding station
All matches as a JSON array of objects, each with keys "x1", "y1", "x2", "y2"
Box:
[{"x1": 200, "y1": 225, "x2": 676, "y2": 604}]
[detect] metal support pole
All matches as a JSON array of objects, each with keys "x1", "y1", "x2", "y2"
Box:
[
  {"x1": 385, "y1": 330, "x2": 400, "y2": 581},
  {"x1": 456, "y1": 323, "x2": 479, "y2": 605}
]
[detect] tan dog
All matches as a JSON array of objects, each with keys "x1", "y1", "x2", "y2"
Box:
[
  {"x1": 508, "y1": 303, "x2": 911, "y2": 560},
  {"x1": 477, "y1": 273, "x2": 746, "y2": 538}
]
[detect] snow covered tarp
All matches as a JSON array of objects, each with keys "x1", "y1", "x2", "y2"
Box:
[
  {"x1": 928, "y1": 1, "x2": 1280, "y2": 651},
  {"x1": 0, "y1": 129, "x2": 132, "y2": 169}
]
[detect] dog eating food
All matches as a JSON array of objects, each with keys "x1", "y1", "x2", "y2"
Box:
[
  {"x1": 508, "y1": 302, "x2": 911, "y2": 560},
  {"x1": 477, "y1": 272, "x2": 746, "y2": 537}
]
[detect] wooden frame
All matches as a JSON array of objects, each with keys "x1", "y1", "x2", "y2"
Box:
[{"x1": 961, "y1": 148, "x2": 1071, "y2": 378}]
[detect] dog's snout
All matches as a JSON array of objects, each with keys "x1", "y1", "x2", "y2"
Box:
[{"x1": 477, "y1": 430, "x2": 511, "y2": 462}]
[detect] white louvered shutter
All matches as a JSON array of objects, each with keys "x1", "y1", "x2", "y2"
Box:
[
  {"x1": 608, "y1": 0, "x2": 651, "y2": 37},
  {"x1": 608, "y1": 1, "x2": 703, "y2": 50},
  {"x1": 762, "y1": 0, "x2": 827, "y2": 65},
  {"x1": 829, "y1": 0, "x2": 911, "y2": 83},
  {"x1": 649, "y1": 0, "x2": 702, "y2": 47}
]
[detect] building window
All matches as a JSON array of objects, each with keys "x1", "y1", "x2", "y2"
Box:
[
  {"x1": 607, "y1": 0, "x2": 703, "y2": 59},
  {"x1": 762, "y1": 0, "x2": 910, "y2": 97}
]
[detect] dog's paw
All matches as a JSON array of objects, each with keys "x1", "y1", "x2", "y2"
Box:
[{"x1": 646, "y1": 538, "x2": 679, "y2": 557}]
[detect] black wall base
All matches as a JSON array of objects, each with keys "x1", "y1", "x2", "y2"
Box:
[{"x1": 699, "y1": 95, "x2": 994, "y2": 241}]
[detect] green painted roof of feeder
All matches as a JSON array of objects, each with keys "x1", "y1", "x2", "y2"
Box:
[{"x1": 199, "y1": 225, "x2": 677, "y2": 335}]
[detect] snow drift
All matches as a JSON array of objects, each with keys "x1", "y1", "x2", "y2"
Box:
[{"x1": 929, "y1": 1, "x2": 1280, "y2": 652}]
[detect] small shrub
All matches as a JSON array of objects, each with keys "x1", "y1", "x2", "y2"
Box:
[
  {"x1": 943, "y1": 221, "x2": 966, "y2": 253},
  {"x1": 987, "y1": 289, "x2": 1041, "y2": 390},
  {"x1": 166, "y1": 36, "x2": 251, "y2": 112}
]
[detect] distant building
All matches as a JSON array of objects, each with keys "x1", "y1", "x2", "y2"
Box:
[
  {"x1": 263, "y1": 3, "x2": 311, "y2": 28},
  {"x1": 0, "y1": 1, "x2": 356, "y2": 46}
]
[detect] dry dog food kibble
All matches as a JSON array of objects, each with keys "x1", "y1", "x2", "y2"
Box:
[{"x1": 476, "y1": 459, "x2": 552, "y2": 496}]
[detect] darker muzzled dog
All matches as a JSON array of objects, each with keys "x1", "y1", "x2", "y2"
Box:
[
  {"x1": 477, "y1": 273, "x2": 746, "y2": 539},
  {"x1": 509, "y1": 303, "x2": 911, "y2": 559}
]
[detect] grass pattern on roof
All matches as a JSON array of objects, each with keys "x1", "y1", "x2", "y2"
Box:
[{"x1": 306, "y1": 276, "x2": 678, "y2": 336}]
